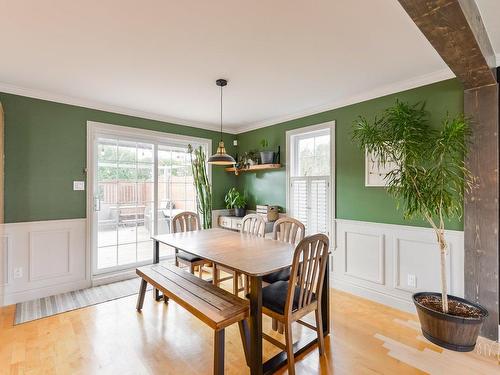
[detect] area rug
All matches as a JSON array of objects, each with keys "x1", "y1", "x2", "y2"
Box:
[{"x1": 14, "y1": 277, "x2": 152, "y2": 325}]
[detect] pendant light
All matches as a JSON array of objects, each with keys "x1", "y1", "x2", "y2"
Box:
[{"x1": 208, "y1": 79, "x2": 236, "y2": 165}]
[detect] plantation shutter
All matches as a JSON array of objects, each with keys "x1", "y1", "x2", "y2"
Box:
[
  {"x1": 310, "y1": 177, "x2": 329, "y2": 235},
  {"x1": 290, "y1": 177, "x2": 308, "y2": 230},
  {"x1": 290, "y1": 176, "x2": 329, "y2": 236}
]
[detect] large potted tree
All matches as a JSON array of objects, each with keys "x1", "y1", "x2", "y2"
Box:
[{"x1": 352, "y1": 101, "x2": 488, "y2": 352}]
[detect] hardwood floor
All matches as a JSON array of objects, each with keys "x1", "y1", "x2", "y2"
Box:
[{"x1": 0, "y1": 279, "x2": 499, "y2": 374}]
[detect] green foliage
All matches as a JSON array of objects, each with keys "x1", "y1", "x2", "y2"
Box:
[
  {"x1": 259, "y1": 139, "x2": 269, "y2": 149},
  {"x1": 352, "y1": 100, "x2": 472, "y2": 311},
  {"x1": 352, "y1": 100, "x2": 472, "y2": 226},
  {"x1": 188, "y1": 144, "x2": 212, "y2": 229},
  {"x1": 224, "y1": 187, "x2": 247, "y2": 209}
]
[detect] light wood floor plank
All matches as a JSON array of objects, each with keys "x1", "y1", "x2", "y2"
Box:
[{"x1": 0, "y1": 278, "x2": 498, "y2": 374}]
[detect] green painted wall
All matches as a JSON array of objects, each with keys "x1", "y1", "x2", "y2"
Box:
[
  {"x1": 1, "y1": 92, "x2": 236, "y2": 223},
  {"x1": 236, "y1": 79, "x2": 464, "y2": 230}
]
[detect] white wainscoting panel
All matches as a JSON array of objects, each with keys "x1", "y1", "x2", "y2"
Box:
[
  {"x1": 0, "y1": 219, "x2": 89, "y2": 306},
  {"x1": 332, "y1": 219, "x2": 464, "y2": 313},
  {"x1": 0, "y1": 235, "x2": 10, "y2": 287}
]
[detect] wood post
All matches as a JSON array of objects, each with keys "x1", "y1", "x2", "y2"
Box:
[{"x1": 397, "y1": 0, "x2": 499, "y2": 341}]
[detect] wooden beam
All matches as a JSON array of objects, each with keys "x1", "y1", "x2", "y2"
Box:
[
  {"x1": 398, "y1": 0, "x2": 496, "y2": 89},
  {"x1": 397, "y1": 0, "x2": 499, "y2": 340}
]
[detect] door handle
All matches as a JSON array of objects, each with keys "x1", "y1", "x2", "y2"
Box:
[{"x1": 94, "y1": 197, "x2": 101, "y2": 211}]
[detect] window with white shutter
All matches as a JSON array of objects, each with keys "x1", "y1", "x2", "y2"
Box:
[{"x1": 287, "y1": 124, "x2": 332, "y2": 236}]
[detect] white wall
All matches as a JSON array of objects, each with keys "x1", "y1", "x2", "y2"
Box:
[
  {"x1": 332, "y1": 219, "x2": 464, "y2": 313},
  {"x1": 0, "y1": 218, "x2": 89, "y2": 306}
]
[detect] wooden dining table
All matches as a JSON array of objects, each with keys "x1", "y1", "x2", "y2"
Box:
[{"x1": 152, "y1": 228, "x2": 330, "y2": 375}]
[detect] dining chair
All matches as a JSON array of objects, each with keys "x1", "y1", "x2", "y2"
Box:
[
  {"x1": 215, "y1": 214, "x2": 266, "y2": 295},
  {"x1": 263, "y1": 217, "x2": 305, "y2": 284},
  {"x1": 264, "y1": 217, "x2": 305, "y2": 333},
  {"x1": 172, "y1": 211, "x2": 212, "y2": 278},
  {"x1": 261, "y1": 233, "x2": 330, "y2": 375}
]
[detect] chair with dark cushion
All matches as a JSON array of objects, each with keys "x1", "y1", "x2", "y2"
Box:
[
  {"x1": 261, "y1": 233, "x2": 330, "y2": 375},
  {"x1": 262, "y1": 217, "x2": 305, "y2": 284},
  {"x1": 264, "y1": 217, "x2": 305, "y2": 332},
  {"x1": 172, "y1": 212, "x2": 212, "y2": 278}
]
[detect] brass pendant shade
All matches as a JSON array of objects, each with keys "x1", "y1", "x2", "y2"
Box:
[{"x1": 208, "y1": 79, "x2": 236, "y2": 165}]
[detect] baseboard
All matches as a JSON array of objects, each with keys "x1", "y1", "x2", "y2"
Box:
[
  {"x1": 332, "y1": 277, "x2": 416, "y2": 314},
  {"x1": 1, "y1": 279, "x2": 90, "y2": 306}
]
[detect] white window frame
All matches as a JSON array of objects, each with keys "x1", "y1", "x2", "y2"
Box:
[
  {"x1": 86, "y1": 121, "x2": 212, "y2": 278},
  {"x1": 286, "y1": 121, "x2": 335, "y2": 242}
]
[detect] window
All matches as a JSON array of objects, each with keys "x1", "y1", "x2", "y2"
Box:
[{"x1": 287, "y1": 123, "x2": 334, "y2": 236}]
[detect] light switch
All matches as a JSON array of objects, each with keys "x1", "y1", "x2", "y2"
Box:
[{"x1": 73, "y1": 181, "x2": 85, "y2": 191}]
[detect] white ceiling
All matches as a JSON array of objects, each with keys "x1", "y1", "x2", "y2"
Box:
[{"x1": 0, "y1": 1, "x2": 496, "y2": 134}]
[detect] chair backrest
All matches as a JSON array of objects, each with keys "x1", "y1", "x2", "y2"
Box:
[
  {"x1": 240, "y1": 214, "x2": 266, "y2": 237},
  {"x1": 285, "y1": 233, "x2": 329, "y2": 316},
  {"x1": 272, "y1": 217, "x2": 305, "y2": 245},
  {"x1": 172, "y1": 211, "x2": 201, "y2": 233}
]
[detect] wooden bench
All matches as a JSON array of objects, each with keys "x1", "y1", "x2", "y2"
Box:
[{"x1": 136, "y1": 263, "x2": 250, "y2": 375}]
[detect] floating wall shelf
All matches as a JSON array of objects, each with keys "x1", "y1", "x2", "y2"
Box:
[{"x1": 224, "y1": 163, "x2": 282, "y2": 174}]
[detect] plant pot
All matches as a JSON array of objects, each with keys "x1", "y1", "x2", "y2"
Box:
[
  {"x1": 413, "y1": 292, "x2": 488, "y2": 352},
  {"x1": 234, "y1": 207, "x2": 246, "y2": 217},
  {"x1": 260, "y1": 151, "x2": 274, "y2": 164}
]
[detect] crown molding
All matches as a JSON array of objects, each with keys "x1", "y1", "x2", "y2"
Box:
[
  {"x1": 0, "y1": 68, "x2": 456, "y2": 136},
  {"x1": 0, "y1": 82, "x2": 238, "y2": 134},
  {"x1": 234, "y1": 68, "x2": 455, "y2": 134}
]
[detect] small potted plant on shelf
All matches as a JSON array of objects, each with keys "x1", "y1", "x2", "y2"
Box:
[
  {"x1": 352, "y1": 100, "x2": 488, "y2": 352},
  {"x1": 259, "y1": 139, "x2": 275, "y2": 164},
  {"x1": 224, "y1": 187, "x2": 247, "y2": 217}
]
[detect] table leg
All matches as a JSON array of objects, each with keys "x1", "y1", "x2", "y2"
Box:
[
  {"x1": 248, "y1": 275, "x2": 263, "y2": 375},
  {"x1": 152, "y1": 240, "x2": 163, "y2": 301}
]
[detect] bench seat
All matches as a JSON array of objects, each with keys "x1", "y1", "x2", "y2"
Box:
[
  {"x1": 136, "y1": 262, "x2": 250, "y2": 374},
  {"x1": 136, "y1": 263, "x2": 249, "y2": 330}
]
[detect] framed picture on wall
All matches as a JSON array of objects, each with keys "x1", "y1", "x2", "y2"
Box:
[{"x1": 365, "y1": 149, "x2": 397, "y2": 187}]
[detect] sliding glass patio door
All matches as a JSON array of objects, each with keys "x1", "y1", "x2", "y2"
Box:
[{"x1": 89, "y1": 123, "x2": 209, "y2": 275}]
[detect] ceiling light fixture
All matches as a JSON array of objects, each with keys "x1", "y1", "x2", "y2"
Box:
[{"x1": 208, "y1": 79, "x2": 236, "y2": 165}]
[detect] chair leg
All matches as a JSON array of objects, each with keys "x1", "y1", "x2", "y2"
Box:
[
  {"x1": 315, "y1": 307, "x2": 325, "y2": 356},
  {"x1": 244, "y1": 275, "x2": 249, "y2": 295},
  {"x1": 284, "y1": 321, "x2": 295, "y2": 375},
  {"x1": 278, "y1": 321, "x2": 284, "y2": 334},
  {"x1": 174, "y1": 248, "x2": 179, "y2": 267},
  {"x1": 189, "y1": 263, "x2": 195, "y2": 274},
  {"x1": 214, "y1": 329, "x2": 225, "y2": 375},
  {"x1": 136, "y1": 279, "x2": 147, "y2": 312},
  {"x1": 213, "y1": 264, "x2": 219, "y2": 286},
  {"x1": 238, "y1": 319, "x2": 250, "y2": 366},
  {"x1": 272, "y1": 318, "x2": 278, "y2": 331},
  {"x1": 233, "y1": 272, "x2": 239, "y2": 295},
  {"x1": 198, "y1": 264, "x2": 203, "y2": 278}
]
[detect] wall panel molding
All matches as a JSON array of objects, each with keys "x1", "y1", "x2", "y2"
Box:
[
  {"x1": 343, "y1": 231, "x2": 385, "y2": 285},
  {"x1": 28, "y1": 229, "x2": 71, "y2": 282},
  {"x1": 0, "y1": 218, "x2": 89, "y2": 306},
  {"x1": 332, "y1": 219, "x2": 464, "y2": 313}
]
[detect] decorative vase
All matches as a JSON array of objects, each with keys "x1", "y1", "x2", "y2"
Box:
[
  {"x1": 260, "y1": 151, "x2": 274, "y2": 164},
  {"x1": 234, "y1": 207, "x2": 246, "y2": 217}
]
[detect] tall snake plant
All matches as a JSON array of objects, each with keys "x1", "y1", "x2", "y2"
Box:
[{"x1": 188, "y1": 144, "x2": 212, "y2": 229}]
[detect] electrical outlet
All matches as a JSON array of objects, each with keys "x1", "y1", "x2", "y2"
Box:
[
  {"x1": 407, "y1": 274, "x2": 417, "y2": 288},
  {"x1": 13, "y1": 267, "x2": 23, "y2": 279}
]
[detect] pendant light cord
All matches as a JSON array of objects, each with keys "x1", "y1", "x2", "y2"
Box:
[{"x1": 220, "y1": 84, "x2": 223, "y2": 140}]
